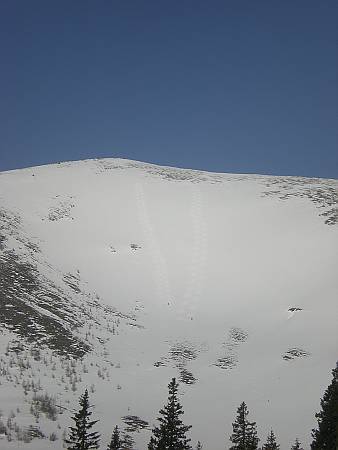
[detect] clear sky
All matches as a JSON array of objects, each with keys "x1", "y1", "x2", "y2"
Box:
[{"x1": 0, "y1": 0, "x2": 337, "y2": 178}]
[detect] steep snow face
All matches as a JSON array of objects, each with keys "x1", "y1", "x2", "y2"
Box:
[{"x1": 0, "y1": 158, "x2": 337, "y2": 449}]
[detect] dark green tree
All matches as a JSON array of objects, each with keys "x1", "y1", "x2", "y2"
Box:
[
  {"x1": 120, "y1": 433, "x2": 134, "y2": 449},
  {"x1": 262, "y1": 430, "x2": 279, "y2": 450},
  {"x1": 229, "y1": 402, "x2": 259, "y2": 450},
  {"x1": 148, "y1": 377, "x2": 192, "y2": 449},
  {"x1": 107, "y1": 425, "x2": 122, "y2": 450},
  {"x1": 148, "y1": 436, "x2": 157, "y2": 450},
  {"x1": 65, "y1": 389, "x2": 100, "y2": 450},
  {"x1": 291, "y1": 438, "x2": 303, "y2": 450},
  {"x1": 311, "y1": 363, "x2": 338, "y2": 449}
]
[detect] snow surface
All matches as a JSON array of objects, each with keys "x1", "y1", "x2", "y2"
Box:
[{"x1": 0, "y1": 158, "x2": 337, "y2": 449}]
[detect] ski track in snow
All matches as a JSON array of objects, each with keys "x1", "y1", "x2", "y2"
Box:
[
  {"x1": 180, "y1": 183, "x2": 208, "y2": 319},
  {"x1": 135, "y1": 182, "x2": 172, "y2": 304}
]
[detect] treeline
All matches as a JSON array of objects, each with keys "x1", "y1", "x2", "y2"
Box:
[{"x1": 64, "y1": 363, "x2": 337, "y2": 450}]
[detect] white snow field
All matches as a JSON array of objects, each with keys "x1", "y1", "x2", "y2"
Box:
[{"x1": 0, "y1": 158, "x2": 337, "y2": 449}]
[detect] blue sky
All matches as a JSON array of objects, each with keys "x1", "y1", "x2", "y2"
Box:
[{"x1": 0, "y1": 0, "x2": 337, "y2": 177}]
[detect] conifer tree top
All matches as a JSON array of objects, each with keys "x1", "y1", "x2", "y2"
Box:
[
  {"x1": 262, "y1": 429, "x2": 280, "y2": 450},
  {"x1": 65, "y1": 388, "x2": 100, "y2": 450},
  {"x1": 311, "y1": 364, "x2": 338, "y2": 450},
  {"x1": 291, "y1": 438, "x2": 304, "y2": 450},
  {"x1": 107, "y1": 425, "x2": 122, "y2": 450},
  {"x1": 230, "y1": 401, "x2": 259, "y2": 450},
  {"x1": 148, "y1": 377, "x2": 192, "y2": 450}
]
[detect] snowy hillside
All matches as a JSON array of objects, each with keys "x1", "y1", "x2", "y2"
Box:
[{"x1": 0, "y1": 158, "x2": 337, "y2": 449}]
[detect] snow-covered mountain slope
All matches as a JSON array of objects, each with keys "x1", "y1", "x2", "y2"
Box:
[{"x1": 0, "y1": 158, "x2": 337, "y2": 449}]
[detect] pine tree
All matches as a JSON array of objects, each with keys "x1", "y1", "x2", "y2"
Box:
[
  {"x1": 291, "y1": 438, "x2": 304, "y2": 450},
  {"x1": 120, "y1": 433, "x2": 134, "y2": 449},
  {"x1": 148, "y1": 436, "x2": 157, "y2": 450},
  {"x1": 311, "y1": 363, "x2": 338, "y2": 449},
  {"x1": 262, "y1": 430, "x2": 279, "y2": 450},
  {"x1": 65, "y1": 389, "x2": 100, "y2": 450},
  {"x1": 229, "y1": 401, "x2": 259, "y2": 450},
  {"x1": 107, "y1": 425, "x2": 121, "y2": 450},
  {"x1": 148, "y1": 377, "x2": 192, "y2": 449}
]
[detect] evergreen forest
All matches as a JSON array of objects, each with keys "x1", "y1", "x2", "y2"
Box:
[{"x1": 63, "y1": 362, "x2": 337, "y2": 450}]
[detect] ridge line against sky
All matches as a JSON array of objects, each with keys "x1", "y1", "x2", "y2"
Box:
[
  {"x1": 0, "y1": 0, "x2": 337, "y2": 178},
  {"x1": 1, "y1": 157, "x2": 337, "y2": 181}
]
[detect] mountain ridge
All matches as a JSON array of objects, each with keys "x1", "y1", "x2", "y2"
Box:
[{"x1": 2, "y1": 157, "x2": 337, "y2": 182}]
